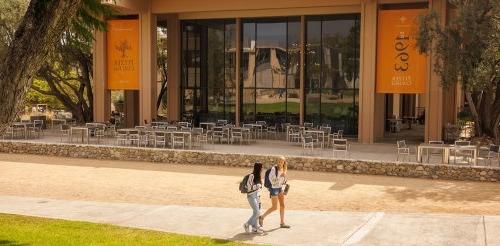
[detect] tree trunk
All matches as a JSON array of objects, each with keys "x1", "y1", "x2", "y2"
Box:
[
  {"x1": 465, "y1": 91, "x2": 483, "y2": 137},
  {"x1": 0, "y1": 0, "x2": 82, "y2": 134}
]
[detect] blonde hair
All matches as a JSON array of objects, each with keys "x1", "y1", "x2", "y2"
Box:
[{"x1": 278, "y1": 156, "x2": 287, "y2": 173}]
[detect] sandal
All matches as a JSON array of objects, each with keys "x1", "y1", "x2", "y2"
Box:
[{"x1": 280, "y1": 223, "x2": 291, "y2": 229}]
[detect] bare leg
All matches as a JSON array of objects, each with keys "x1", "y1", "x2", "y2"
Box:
[
  {"x1": 260, "y1": 196, "x2": 278, "y2": 220},
  {"x1": 278, "y1": 193, "x2": 286, "y2": 224}
]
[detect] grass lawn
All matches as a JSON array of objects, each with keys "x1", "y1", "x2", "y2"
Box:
[{"x1": 0, "y1": 213, "x2": 249, "y2": 246}]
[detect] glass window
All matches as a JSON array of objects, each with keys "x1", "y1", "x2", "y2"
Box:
[
  {"x1": 286, "y1": 89, "x2": 300, "y2": 124},
  {"x1": 305, "y1": 15, "x2": 360, "y2": 135},
  {"x1": 225, "y1": 23, "x2": 236, "y2": 88},
  {"x1": 241, "y1": 17, "x2": 301, "y2": 125},
  {"x1": 287, "y1": 21, "x2": 301, "y2": 89},
  {"x1": 242, "y1": 88, "x2": 255, "y2": 123},
  {"x1": 181, "y1": 20, "x2": 236, "y2": 124},
  {"x1": 256, "y1": 89, "x2": 286, "y2": 123},
  {"x1": 242, "y1": 22, "x2": 255, "y2": 89},
  {"x1": 256, "y1": 22, "x2": 286, "y2": 89},
  {"x1": 306, "y1": 20, "x2": 321, "y2": 89}
]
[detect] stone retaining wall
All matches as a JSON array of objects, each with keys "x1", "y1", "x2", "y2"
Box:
[{"x1": 0, "y1": 141, "x2": 498, "y2": 182}]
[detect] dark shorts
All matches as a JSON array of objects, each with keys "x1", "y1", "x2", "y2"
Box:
[{"x1": 268, "y1": 187, "x2": 283, "y2": 197}]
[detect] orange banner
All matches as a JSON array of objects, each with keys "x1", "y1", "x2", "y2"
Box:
[
  {"x1": 376, "y1": 9, "x2": 427, "y2": 94},
  {"x1": 107, "y1": 19, "x2": 140, "y2": 90}
]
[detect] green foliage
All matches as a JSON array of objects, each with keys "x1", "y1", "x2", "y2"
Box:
[
  {"x1": 417, "y1": 0, "x2": 499, "y2": 90},
  {"x1": 25, "y1": 79, "x2": 65, "y2": 109},
  {"x1": 0, "y1": 213, "x2": 249, "y2": 246},
  {"x1": 0, "y1": 0, "x2": 28, "y2": 56},
  {"x1": 457, "y1": 109, "x2": 473, "y2": 122},
  {"x1": 0, "y1": 0, "x2": 114, "y2": 122}
]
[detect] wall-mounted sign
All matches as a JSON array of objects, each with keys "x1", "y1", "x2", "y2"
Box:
[
  {"x1": 107, "y1": 19, "x2": 139, "y2": 90},
  {"x1": 376, "y1": 9, "x2": 427, "y2": 94}
]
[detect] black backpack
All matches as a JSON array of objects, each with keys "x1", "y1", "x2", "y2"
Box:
[
  {"x1": 264, "y1": 166, "x2": 277, "y2": 189},
  {"x1": 239, "y1": 174, "x2": 251, "y2": 193}
]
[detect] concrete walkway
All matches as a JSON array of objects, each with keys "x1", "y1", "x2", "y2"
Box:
[{"x1": 0, "y1": 196, "x2": 498, "y2": 245}]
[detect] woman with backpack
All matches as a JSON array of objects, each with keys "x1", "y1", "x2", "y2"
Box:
[
  {"x1": 243, "y1": 162, "x2": 264, "y2": 234},
  {"x1": 259, "y1": 156, "x2": 291, "y2": 229}
]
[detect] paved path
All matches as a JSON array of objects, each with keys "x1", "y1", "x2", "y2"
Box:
[{"x1": 0, "y1": 196, "x2": 498, "y2": 246}]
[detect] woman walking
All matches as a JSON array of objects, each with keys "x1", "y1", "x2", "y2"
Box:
[
  {"x1": 243, "y1": 162, "x2": 264, "y2": 234},
  {"x1": 259, "y1": 156, "x2": 291, "y2": 229}
]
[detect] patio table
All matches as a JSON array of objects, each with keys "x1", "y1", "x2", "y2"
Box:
[
  {"x1": 70, "y1": 126, "x2": 93, "y2": 144},
  {"x1": 247, "y1": 124, "x2": 263, "y2": 139},
  {"x1": 417, "y1": 144, "x2": 478, "y2": 165},
  {"x1": 417, "y1": 143, "x2": 453, "y2": 164},
  {"x1": 12, "y1": 122, "x2": 30, "y2": 139},
  {"x1": 304, "y1": 130, "x2": 325, "y2": 148},
  {"x1": 286, "y1": 125, "x2": 301, "y2": 142},
  {"x1": 51, "y1": 119, "x2": 67, "y2": 129},
  {"x1": 200, "y1": 122, "x2": 216, "y2": 131},
  {"x1": 167, "y1": 131, "x2": 192, "y2": 149}
]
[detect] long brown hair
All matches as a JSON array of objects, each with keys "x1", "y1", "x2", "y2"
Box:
[{"x1": 252, "y1": 162, "x2": 263, "y2": 184}]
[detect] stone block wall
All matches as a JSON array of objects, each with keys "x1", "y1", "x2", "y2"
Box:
[{"x1": 0, "y1": 141, "x2": 498, "y2": 182}]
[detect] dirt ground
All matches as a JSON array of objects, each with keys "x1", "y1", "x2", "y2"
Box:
[{"x1": 0, "y1": 153, "x2": 499, "y2": 215}]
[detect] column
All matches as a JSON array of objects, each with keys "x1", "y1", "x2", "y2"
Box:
[
  {"x1": 167, "y1": 14, "x2": 181, "y2": 121},
  {"x1": 299, "y1": 16, "x2": 306, "y2": 125},
  {"x1": 425, "y1": 0, "x2": 447, "y2": 141},
  {"x1": 358, "y1": 0, "x2": 379, "y2": 143},
  {"x1": 139, "y1": 6, "x2": 157, "y2": 125},
  {"x1": 124, "y1": 91, "x2": 139, "y2": 127},
  {"x1": 392, "y1": 94, "x2": 401, "y2": 118},
  {"x1": 235, "y1": 18, "x2": 242, "y2": 126},
  {"x1": 92, "y1": 29, "x2": 111, "y2": 122}
]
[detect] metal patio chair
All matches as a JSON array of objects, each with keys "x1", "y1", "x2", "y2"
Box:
[
  {"x1": 426, "y1": 140, "x2": 444, "y2": 163},
  {"x1": 230, "y1": 128, "x2": 244, "y2": 145},
  {"x1": 453, "y1": 140, "x2": 473, "y2": 165},
  {"x1": 396, "y1": 140, "x2": 411, "y2": 162},
  {"x1": 485, "y1": 144, "x2": 500, "y2": 166},
  {"x1": 332, "y1": 139, "x2": 350, "y2": 159}
]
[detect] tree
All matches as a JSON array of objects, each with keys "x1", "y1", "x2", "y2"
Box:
[
  {"x1": 417, "y1": 0, "x2": 500, "y2": 142},
  {"x1": 33, "y1": 31, "x2": 95, "y2": 122},
  {"x1": 157, "y1": 26, "x2": 168, "y2": 112},
  {"x1": 0, "y1": 0, "x2": 112, "y2": 134}
]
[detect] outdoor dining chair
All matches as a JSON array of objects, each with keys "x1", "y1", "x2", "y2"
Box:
[
  {"x1": 230, "y1": 128, "x2": 244, "y2": 145},
  {"x1": 396, "y1": 140, "x2": 412, "y2": 162},
  {"x1": 212, "y1": 127, "x2": 228, "y2": 144},
  {"x1": 116, "y1": 130, "x2": 128, "y2": 146},
  {"x1": 485, "y1": 144, "x2": 500, "y2": 166},
  {"x1": 330, "y1": 129, "x2": 343, "y2": 141},
  {"x1": 171, "y1": 132, "x2": 186, "y2": 149},
  {"x1": 2, "y1": 126, "x2": 14, "y2": 140},
  {"x1": 95, "y1": 128, "x2": 105, "y2": 144},
  {"x1": 128, "y1": 130, "x2": 140, "y2": 147},
  {"x1": 216, "y1": 119, "x2": 228, "y2": 126},
  {"x1": 27, "y1": 123, "x2": 41, "y2": 139},
  {"x1": 191, "y1": 128, "x2": 206, "y2": 148},
  {"x1": 33, "y1": 120, "x2": 44, "y2": 135},
  {"x1": 289, "y1": 127, "x2": 302, "y2": 143},
  {"x1": 304, "y1": 122, "x2": 314, "y2": 129},
  {"x1": 453, "y1": 140, "x2": 473, "y2": 165},
  {"x1": 320, "y1": 126, "x2": 332, "y2": 146},
  {"x1": 426, "y1": 140, "x2": 444, "y2": 163},
  {"x1": 301, "y1": 135, "x2": 315, "y2": 155},
  {"x1": 154, "y1": 131, "x2": 167, "y2": 148},
  {"x1": 178, "y1": 122, "x2": 191, "y2": 128},
  {"x1": 266, "y1": 124, "x2": 278, "y2": 140},
  {"x1": 139, "y1": 130, "x2": 154, "y2": 147},
  {"x1": 332, "y1": 139, "x2": 350, "y2": 159}
]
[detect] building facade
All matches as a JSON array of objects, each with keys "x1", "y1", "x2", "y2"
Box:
[{"x1": 93, "y1": 0, "x2": 462, "y2": 143}]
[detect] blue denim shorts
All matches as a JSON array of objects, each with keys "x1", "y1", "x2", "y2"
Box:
[{"x1": 268, "y1": 187, "x2": 283, "y2": 197}]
